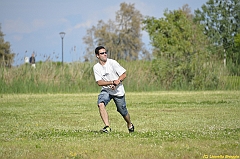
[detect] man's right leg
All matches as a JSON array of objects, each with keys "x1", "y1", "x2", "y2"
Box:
[
  {"x1": 98, "y1": 102, "x2": 111, "y2": 133},
  {"x1": 97, "y1": 91, "x2": 111, "y2": 132},
  {"x1": 98, "y1": 102, "x2": 109, "y2": 127}
]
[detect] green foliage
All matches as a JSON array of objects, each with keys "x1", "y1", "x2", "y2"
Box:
[
  {"x1": 0, "y1": 24, "x2": 15, "y2": 67},
  {"x1": 194, "y1": 0, "x2": 240, "y2": 74},
  {"x1": 230, "y1": 34, "x2": 240, "y2": 75},
  {"x1": 0, "y1": 62, "x2": 98, "y2": 93},
  {"x1": 235, "y1": 34, "x2": 240, "y2": 48},
  {"x1": 83, "y1": 2, "x2": 150, "y2": 61},
  {"x1": 221, "y1": 76, "x2": 240, "y2": 90},
  {"x1": 0, "y1": 60, "x2": 239, "y2": 94},
  {"x1": 143, "y1": 6, "x2": 222, "y2": 90}
]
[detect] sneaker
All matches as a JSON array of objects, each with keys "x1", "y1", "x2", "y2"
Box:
[
  {"x1": 100, "y1": 126, "x2": 111, "y2": 133},
  {"x1": 128, "y1": 123, "x2": 134, "y2": 133}
]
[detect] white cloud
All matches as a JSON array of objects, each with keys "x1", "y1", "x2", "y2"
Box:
[
  {"x1": 3, "y1": 19, "x2": 31, "y2": 34},
  {"x1": 74, "y1": 20, "x2": 93, "y2": 29},
  {"x1": 58, "y1": 18, "x2": 69, "y2": 24},
  {"x1": 13, "y1": 35, "x2": 23, "y2": 41},
  {"x1": 3, "y1": 18, "x2": 46, "y2": 34},
  {"x1": 31, "y1": 19, "x2": 46, "y2": 28}
]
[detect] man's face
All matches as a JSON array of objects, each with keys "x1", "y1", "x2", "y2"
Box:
[{"x1": 98, "y1": 48, "x2": 107, "y2": 62}]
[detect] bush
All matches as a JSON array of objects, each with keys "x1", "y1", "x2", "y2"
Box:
[{"x1": 0, "y1": 60, "x2": 238, "y2": 94}]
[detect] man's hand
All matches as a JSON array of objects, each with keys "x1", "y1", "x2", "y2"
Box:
[
  {"x1": 113, "y1": 80, "x2": 121, "y2": 86},
  {"x1": 110, "y1": 84, "x2": 116, "y2": 90}
]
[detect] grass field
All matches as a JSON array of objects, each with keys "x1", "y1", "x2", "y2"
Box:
[{"x1": 0, "y1": 91, "x2": 239, "y2": 159}]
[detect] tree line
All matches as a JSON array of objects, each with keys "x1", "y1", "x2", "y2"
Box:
[
  {"x1": 82, "y1": 1, "x2": 239, "y2": 74},
  {"x1": 1, "y1": 0, "x2": 239, "y2": 89}
]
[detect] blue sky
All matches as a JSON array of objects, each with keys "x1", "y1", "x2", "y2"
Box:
[{"x1": 0, "y1": 0, "x2": 208, "y2": 66}]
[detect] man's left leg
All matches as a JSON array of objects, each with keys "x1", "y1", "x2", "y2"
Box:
[
  {"x1": 123, "y1": 113, "x2": 132, "y2": 128},
  {"x1": 113, "y1": 95, "x2": 134, "y2": 132}
]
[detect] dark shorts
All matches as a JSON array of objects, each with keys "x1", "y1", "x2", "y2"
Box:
[{"x1": 97, "y1": 90, "x2": 128, "y2": 117}]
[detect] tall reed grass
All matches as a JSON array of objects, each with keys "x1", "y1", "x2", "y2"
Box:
[
  {"x1": 0, "y1": 60, "x2": 239, "y2": 93},
  {"x1": 0, "y1": 62, "x2": 97, "y2": 93}
]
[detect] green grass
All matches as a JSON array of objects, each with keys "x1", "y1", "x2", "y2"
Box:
[
  {"x1": 0, "y1": 91, "x2": 240, "y2": 159},
  {"x1": 1, "y1": 61, "x2": 239, "y2": 94}
]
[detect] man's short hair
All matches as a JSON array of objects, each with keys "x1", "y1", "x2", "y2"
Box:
[{"x1": 95, "y1": 46, "x2": 105, "y2": 54}]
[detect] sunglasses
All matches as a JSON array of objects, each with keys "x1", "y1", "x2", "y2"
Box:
[{"x1": 99, "y1": 52, "x2": 107, "y2": 55}]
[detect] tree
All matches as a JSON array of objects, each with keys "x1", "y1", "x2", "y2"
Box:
[
  {"x1": 83, "y1": 2, "x2": 149, "y2": 61},
  {"x1": 143, "y1": 5, "x2": 221, "y2": 89},
  {"x1": 194, "y1": 0, "x2": 240, "y2": 71},
  {"x1": 0, "y1": 24, "x2": 15, "y2": 67}
]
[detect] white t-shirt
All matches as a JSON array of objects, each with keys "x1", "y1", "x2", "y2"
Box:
[{"x1": 93, "y1": 58, "x2": 126, "y2": 96}]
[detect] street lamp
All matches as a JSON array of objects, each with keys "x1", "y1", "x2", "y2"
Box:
[{"x1": 59, "y1": 32, "x2": 65, "y2": 65}]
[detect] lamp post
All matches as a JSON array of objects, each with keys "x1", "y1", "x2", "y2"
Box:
[{"x1": 59, "y1": 32, "x2": 65, "y2": 66}]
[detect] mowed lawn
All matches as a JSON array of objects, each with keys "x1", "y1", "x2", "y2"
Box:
[{"x1": 0, "y1": 91, "x2": 239, "y2": 159}]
